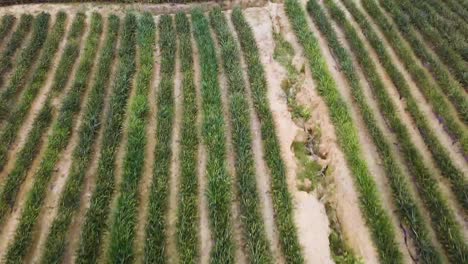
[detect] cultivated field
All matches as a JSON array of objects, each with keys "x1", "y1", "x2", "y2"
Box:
[{"x1": 0, "y1": 0, "x2": 466, "y2": 263}]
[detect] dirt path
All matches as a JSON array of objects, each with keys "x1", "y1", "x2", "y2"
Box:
[
  {"x1": 225, "y1": 9, "x2": 285, "y2": 263},
  {"x1": 24, "y1": 15, "x2": 101, "y2": 263},
  {"x1": 208, "y1": 18, "x2": 247, "y2": 264},
  {"x1": 133, "y1": 14, "x2": 160, "y2": 264},
  {"x1": 189, "y1": 20, "x2": 212, "y2": 263},
  {"x1": 334, "y1": 0, "x2": 467, "y2": 232},
  {"x1": 0, "y1": 1, "x2": 267, "y2": 17},
  {"x1": 244, "y1": 4, "x2": 337, "y2": 263}
]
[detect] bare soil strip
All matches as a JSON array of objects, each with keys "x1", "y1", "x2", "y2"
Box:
[
  {"x1": 226, "y1": 9, "x2": 284, "y2": 263},
  {"x1": 25, "y1": 15, "x2": 102, "y2": 263},
  {"x1": 208, "y1": 18, "x2": 247, "y2": 264},
  {"x1": 190, "y1": 20, "x2": 212, "y2": 263},
  {"x1": 272, "y1": 2, "x2": 379, "y2": 262},
  {"x1": 133, "y1": 14, "x2": 160, "y2": 264}
]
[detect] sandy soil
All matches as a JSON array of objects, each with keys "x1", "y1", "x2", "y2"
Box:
[
  {"x1": 0, "y1": 0, "x2": 267, "y2": 17},
  {"x1": 245, "y1": 3, "x2": 338, "y2": 263}
]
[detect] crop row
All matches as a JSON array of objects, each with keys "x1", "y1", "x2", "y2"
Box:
[
  {"x1": 51, "y1": 13, "x2": 86, "y2": 93},
  {"x1": 175, "y1": 12, "x2": 200, "y2": 264},
  {"x1": 0, "y1": 15, "x2": 16, "y2": 44},
  {"x1": 1, "y1": 13, "x2": 102, "y2": 264},
  {"x1": 307, "y1": 0, "x2": 442, "y2": 262},
  {"x1": 389, "y1": 0, "x2": 468, "y2": 87},
  {"x1": 140, "y1": 14, "x2": 174, "y2": 264},
  {"x1": 75, "y1": 13, "x2": 137, "y2": 263},
  {"x1": 231, "y1": 6, "x2": 304, "y2": 263},
  {"x1": 106, "y1": 12, "x2": 155, "y2": 263},
  {"x1": 345, "y1": 0, "x2": 468, "y2": 157},
  {"x1": 412, "y1": 0, "x2": 468, "y2": 61},
  {"x1": 327, "y1": 0, "x2": 467, "y2": 262},
  {"x1": 39, "y1": 14, "x2": 119, "y2": 264},
  {"x1": 0, "y1": 12, "x2": 71, "y2": 171},
  {"x1": 361, "y1": 0, "x2": 467, "y2": 132},
  {"x1": 210, "y1": 7, "x2": 272, "y2": 263},
  {"x1": 442, "y1": 0, "x2": 468, "y2": 25},
  {"x1": 340, "y1": 0, "x2": 467, "y2": 211},
  {"x1": 0, "y1": 14, "x2": 32, "y2": 87},
  {"x1": 314, "y1": 1, "x2": 464, "y2": 263},
  {"x1": 0, "y1": 12, "x2": 68, "y2": 225},
  {"x1": 284, "y1": 0, "x2": 402, "y2": 263},
  {"x1": 191, "y1": 8, "x2": 235, "y2": 263},
  {"x1": 425, "y1": 0, "x2": 468, "y2": 38},
  {"x1": 0, "y1": 12, "x2": 49, "y2": 122}
]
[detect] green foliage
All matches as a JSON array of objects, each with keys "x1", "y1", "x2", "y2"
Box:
[
  {"x1": 0, "y1": 14, "x2": 33, "y2": 87},
  {"x1": 75, "y1": 13, "x2": 137, "y2": 264},
  {"x1": 390, "y1": 0, "x2": 468, "y2": 87},
  {"x1": 0, "y1": 12, "x2": 67, "y2": 225},
  {"x1": 2, "y1": 12, "x2": 103, "y2": 264},
  {"x1": 40, "y1": 14, "x2": 119, "y2": 264},
  {"x1": 307, "y1": 0, "x2": 443, "y2": 262},
  {"x1": 175, "y1": 12, "x2": 199, "y2": 264},
  {"x1": 210, "y1": 7, "x2": 272, "y2": 263},
  {"x1": 0, "y1": 12, "x2": 66, "y2": 171},
  {"x1": 191, "y1": 8, "x2": 235, "y2": 264},
  {"x1": 141, "y1": 14, "x2": 173, "y2": 264},
  {"x1": 0, "y1": 12, "x2": 50, "y2": 121},
  {"x1": 284, "y1": 1, "x2": 402, "y2": 263},
  {"x1": 107, "y1": 12, "x2": 155, "y2": 263},
  {"x1": 231, "y1": 6, "x2": 304, "y2": 264},
  {"x1": 339, "y1": 0, "x2": 468, "y2": 211},
  {"x1": 51, "y1": 12, "x2": 86, "y2": 93},
  {"x1": 361, "y1": 0, "x2": 468, "y2": 127},
  {"x1": 0, "y1": 15, "x2": 16, "y2": 44},
  {"x1": 324, "y1": 0, "x2": 467, "y2": 262}
]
